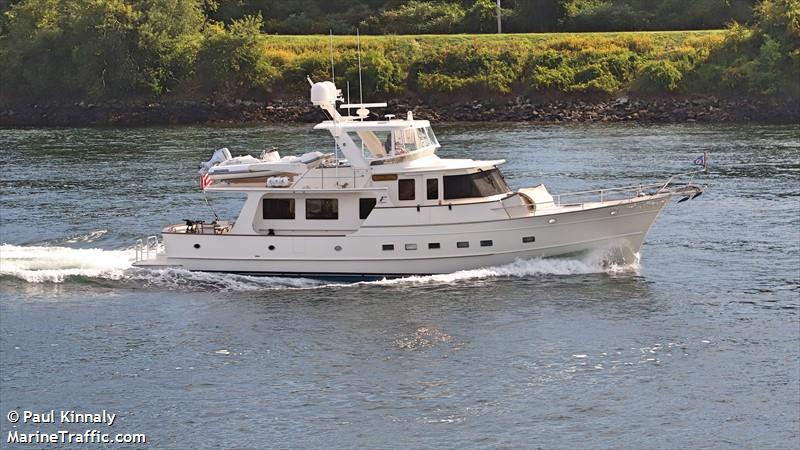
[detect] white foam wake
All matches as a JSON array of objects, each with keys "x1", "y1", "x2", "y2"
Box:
[
  {"x1": 0, "y1": 244, "x2": 134, "y2": 283},
  {"x1": 127, "y1": 267, "x2": 329, "y2": 291},
  {"x1": 0, "y1": 244, "x2": 638, "y2": 289},
  {"x1": 367, "y1": 252, "x2": 638, "y2": 286}
]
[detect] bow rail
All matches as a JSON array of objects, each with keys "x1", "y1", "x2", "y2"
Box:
[{"x1": 552, "y1": 169, "x2": 706, "y2": 206}]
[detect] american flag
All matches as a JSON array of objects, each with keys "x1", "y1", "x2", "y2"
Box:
[{"x1": 200, "y1": 172, "x2": 213, "y2": 190}]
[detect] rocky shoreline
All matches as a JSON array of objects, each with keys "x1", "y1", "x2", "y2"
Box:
[{"x1": 1, "y1": 95, "x2": 797, "y2": 126}]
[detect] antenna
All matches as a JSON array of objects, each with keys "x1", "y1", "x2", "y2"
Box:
[
  {"x1": 329, "y1": 30, "x2": 335, "y2": 82},
  {"x1": 357, "y1": 28, "x2": 363, "y2": 107}
]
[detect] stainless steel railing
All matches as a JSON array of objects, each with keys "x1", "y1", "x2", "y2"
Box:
[{"x1": 134, "y1": 235, "x2": 160, "y2": 263}]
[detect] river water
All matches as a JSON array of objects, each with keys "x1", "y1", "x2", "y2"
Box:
[{"x1": 1, "y1": 123, "x2": 798, "y2": 448}]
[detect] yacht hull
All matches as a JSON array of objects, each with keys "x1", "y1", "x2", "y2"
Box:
[{"x1": 135, "y1": 194, "x2": 671, "y2": 278}]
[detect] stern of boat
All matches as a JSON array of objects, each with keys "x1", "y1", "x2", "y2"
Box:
[{"x1": 132, "y1": 235, "x2": 178, "y2": 268}]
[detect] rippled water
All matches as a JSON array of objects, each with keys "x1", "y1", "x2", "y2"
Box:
[{"x1": 1, "y1": 123, "x2": 798, "y2": 448}]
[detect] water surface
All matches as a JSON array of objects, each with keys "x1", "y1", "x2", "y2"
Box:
[{"x1": 1, "y1": 123, "x2": 798, "y2": 448}]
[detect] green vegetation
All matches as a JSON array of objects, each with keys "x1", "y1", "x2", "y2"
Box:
[
  {"x1": 199, "y1": 0, "x2": 759, "y2": 34},
  {"x1": 686, "y1": 0, "x2": 800, "y2": 97},
  {"x1": 0, "y1": 0, "x2": 797, "y2": 105}
]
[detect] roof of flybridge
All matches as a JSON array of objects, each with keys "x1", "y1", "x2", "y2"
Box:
[{"x1": 313, "y1": 119, "x2": 432, "y2": 131}]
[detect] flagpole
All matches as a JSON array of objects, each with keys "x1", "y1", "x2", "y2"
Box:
[
  {"x1": 199, "y1": 173, "x2": 220, "y2": 222},
  {"x1": 202, "y1": 190, "x2": 220, "y2": 222}
]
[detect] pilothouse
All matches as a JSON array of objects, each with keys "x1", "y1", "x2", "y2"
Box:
[{"x1": 134, "y1": 78, "x2": 705, "y2": 279}]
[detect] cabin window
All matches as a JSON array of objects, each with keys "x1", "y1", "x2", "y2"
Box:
[
  {"x1": 360, "y1": 198, "x2": 377, "y2": 219},
  {"x1": 373, "y1": 130, "x2": 391, "y2": 157},
  {"x1": 428, "y1": 243, "x2": 441, "y2": 249},
  {"x1": 480, "y1": 240, "x2": 493, "y2": 247},
  {"x1": 382, "y1": 244, "x2": 394, "y2": 251},
  {"x1": 457, "y1": 241, "x2": 469, "y2": 248},
  {"x1": 262, "y1": 198, "x2": 295, "y2": 219},
  {"x1": 394, "y1": 129, "x2": 418, "y2": 154},
  {"x1": 416, "y1": 127, "x2": 434, "y2": 148},
  {"x1": 398, "y1": 179, "x2": 415, "y2": 201},
  {"x1": 306, "y1": 199, "x2": 338, "y2": 220},
  {"x1": 405, "y1": 244, "x2": 417, "y2": 250},
  {"x1": 443, "y1": 169, "x2": 510, "y2": 200},
  {"x1": 426, "y1": 178, "x2": 439, "y2": 200},
  {"x1": 523, "y1": 236, "x2": 536, "y2": 243}
]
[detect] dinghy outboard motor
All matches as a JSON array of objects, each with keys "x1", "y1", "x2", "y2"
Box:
[{"x1": 199, "y1": 147, "x2": 232, "y2": 173}]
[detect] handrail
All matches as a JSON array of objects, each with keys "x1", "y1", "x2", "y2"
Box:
[
  {"x1": 134, "y1": 236, "x2": 161, "y2": 263},
  {"x1": 551, "y1": 169, "x2": 706, "y2": 207}
]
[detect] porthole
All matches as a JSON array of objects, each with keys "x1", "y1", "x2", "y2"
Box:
[
  {"x1": 268, "y1": 245, "x2": 275, "y2": 251},
  {"x1": 457, "y1": 241, "x2": 469, "y2": 248},
  {"x1": 193, "y1": 243, "x2": 200, "y2": 249},
  {"x1": 334, "y1": 245, "x2": 342, "y2": 251},
  {"x1": 428, "y1": 243, "x2": 441, "y2": 249},
  {"x1": 405, "y1": 243, "x2": 417, "y2": 251},
  {"x1": 480, "y1": 240, "x2": 493, "y2": 247},
  {"x1": 522, "y1": 236, "x2": 535, "y2": 243},
  {"x1": 382, "y1": 244, "x2": 394, "y2": 251},
  {"x1": 610, "y1": 210, "x2": 617, "y2": 216},
  {"x1": 547, "y1": 218, "x2": 557, "y2": 224}
]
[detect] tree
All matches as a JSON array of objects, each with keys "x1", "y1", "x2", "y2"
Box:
[{"x1": 0, "y1": 0, "x2": 205, "y2": 102}]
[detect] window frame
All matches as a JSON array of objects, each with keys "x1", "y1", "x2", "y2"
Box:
[
  {"x1": 398, "y1": 179, "x2": 416, "y2": 201},
  {"x1": 262, "y1": 198, "x2": 295, "y2": 220},
  {"x1": 359, "y1": 198, "x2": 377, "y2": 220},
  {"x1": 305, "y1": 198, "x2": 339, "y2": 220},
  {"x1": 426, "y1": 178, "x2": 439, "y2": 200},
  {"x1": 443, "y1": 169, "x2": 510, "y2": 200}
]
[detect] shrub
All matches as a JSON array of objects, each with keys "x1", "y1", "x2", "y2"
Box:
[
  {"x1": 635, "y1": 60, "x2": 683, "y2": 91},
  {"x1": 360, "y1": 1, "x2": 465, "y2": 34},
  {"x1": 346, "y1": 50, "x2": 404, "y2": 94},
  {"x1": 0, "y1": 0, "x2": 205, "y2": 102},
  {"x1": 571, "y1": 64, "x2": 621, "y2": 92},
  {"x1": 195, "y1": 15, "x2": 276, "y2": 97},
  {"x1": 411, "y1": 43, "x2": 524, "y2": 94}
]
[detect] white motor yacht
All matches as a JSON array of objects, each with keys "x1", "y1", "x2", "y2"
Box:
[{"x1": 134, "y1": 79, "x2": 705, "y2": 279}]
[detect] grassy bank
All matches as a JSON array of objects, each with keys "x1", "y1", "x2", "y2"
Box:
[
  {"x1": 258, "y1": 31, "x2": 727, "y2": 98},
  {"x1": 1, "y1": 0, "x2": 796, "y2": 107}
]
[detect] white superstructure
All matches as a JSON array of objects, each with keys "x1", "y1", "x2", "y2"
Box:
[{"x1": 134, "y1": 79, "x2": 704, "y2": 279}]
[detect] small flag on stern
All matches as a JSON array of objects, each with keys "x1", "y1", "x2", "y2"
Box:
[
  {"x1": 693, "y1": 153, "x2": 706, "y2": 167},
  {"x1": 200, "y1": 172, "x2": 213, "y2": 190}
]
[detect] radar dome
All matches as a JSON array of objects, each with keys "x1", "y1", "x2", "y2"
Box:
[{"x1": 310, "y1": 81, "x2": 338, "y2": 105}]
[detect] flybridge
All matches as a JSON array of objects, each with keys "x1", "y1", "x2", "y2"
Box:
[{"x1": 309, "y1": 78, "x2": 440, "y2": 167}]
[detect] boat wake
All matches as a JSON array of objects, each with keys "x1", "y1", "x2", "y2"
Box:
[
  {"x1": 0, "y1": 244, "x2": 639, "y2": 291},
  {"x1": 0, "y1": 244, "x2": 133, "y2": 283},
  {"x1": 365, "y1": 253, "x2": 638, "y2": 287}
]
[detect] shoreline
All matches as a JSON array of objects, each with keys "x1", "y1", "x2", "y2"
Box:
[{"x1": 1, "y1": 95, "x2": 797, "y2": 127}]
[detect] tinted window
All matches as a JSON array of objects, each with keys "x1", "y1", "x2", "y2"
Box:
[
  {"x1": 523, "y1": 236, "x2": 536, "y2": 243},
  {"x1": 457, "y1": 241, "x2": 469, "y2": 248},
  {"x1": 359, "y1": 198, "x2": 377, "y2": 219},
  {"x1": 382, "y1": 244, "x2": 394, "y2": 251},
  {"x1": 306, "y1": 199, "x2": 338, "y2": 220},
  {"x1": 263, "y1": 198, "x2": 294, "y2": 219},
  {"x1": 443, "y1": 169, "x2": 510, "y2": 200},
  {"x1": 428, "y1": 243, "x2": 441, "y2": 249},
  {"x1": 398, "y1": 179, "x2": 415, "y2": 201},
  {"x1": 426, "y1": 178, "x2": 438, "y2": 200},
  {"x1": 480, "y1": 240, "x2": 493, "y2": 247}
]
